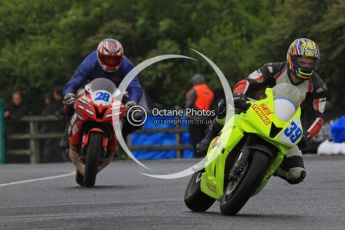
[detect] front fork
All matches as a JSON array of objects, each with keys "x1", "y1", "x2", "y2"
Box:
[
  {"x1": 235, "y1": 135, "x2": 287, "y2": 195},
  {"x1": 229, "y1": 141, "x2": 251, "y2": 181},
  {"x1": 200, "y1": 126, "x2": 245, "y2": 200},
  {"x1": 80, "y1": 129, "x2": 107, "y2": 159}
]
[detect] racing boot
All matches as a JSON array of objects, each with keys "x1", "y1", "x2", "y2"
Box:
[
  {"x1": 59, "y1": 127, "x2": 69, "y2": 149},
  {"x1": 274, "y1": 146, "x2": 306, "y2": 184},
  {"x1": 59, "y1": 119, "x2": 71, "y2": 150}
]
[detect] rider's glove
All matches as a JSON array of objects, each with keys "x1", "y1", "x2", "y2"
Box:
[
  {"x1": 63, "y1": 93, "x2": 76, "y2": 106},
  {"x1": 233, "y1": 94, "x2": 249, "y2": 112},
  {"x1": 125, "y1": 100, "x2": 137, "y2": 109},
  {"x1": 216, "y1": 99, "x2": 226, "y2": 119}
]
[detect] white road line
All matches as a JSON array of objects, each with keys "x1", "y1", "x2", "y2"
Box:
[{"x1": 0, "y1": 172, "x2": 75, "y2": 187}]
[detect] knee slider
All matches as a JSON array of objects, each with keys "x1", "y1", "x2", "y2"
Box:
[{"x1": 287, "y1": 168, "x2": 306, "y2": 184}]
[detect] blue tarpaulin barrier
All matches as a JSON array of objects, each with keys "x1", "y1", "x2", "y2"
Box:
[
  {"x1": 131, "y1": 115, "x2": 194, "y2": 159},
  {"x1": 330, "y1": 116, "x2": 345, "y2": 143},
  {"x1": 180, "y1": 116, "x2": 194, "y2": 158}
]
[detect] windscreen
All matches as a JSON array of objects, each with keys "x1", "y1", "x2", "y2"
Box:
[
  {"x1": 90, "y1": 78, "x2": 116, "y2": 94},
  {"x1": 272, "y1": 83, "x2": 303, "y2": 109},
  {"x1": 88, "y1": 78, "x2": 116, "y2": 105}
]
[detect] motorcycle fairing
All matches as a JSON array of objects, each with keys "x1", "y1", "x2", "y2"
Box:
[{"x1": 201, "y1": 88, "x2": 303, "y2": 200}]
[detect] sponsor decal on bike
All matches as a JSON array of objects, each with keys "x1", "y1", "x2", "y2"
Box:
[
  {"x1": 259, "y1": 103, "x2": 272, "y2": 115},
  {"x1": 251, "y1": 104, "x2": 271, "y2": 125},
  {"x1": 206, "y1": 180, "x2": 217, "y2": 193}
]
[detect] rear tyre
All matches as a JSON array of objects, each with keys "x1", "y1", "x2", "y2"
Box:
[
  {"x1": 220, "y1": 151, "x2": 270, "y2": 215},
  {"x1": 184, "y1": 171, "x2": 215, "y2": 212},
  {"x1": 84, "y1": 132, "x2": 102, "y2": 187}
]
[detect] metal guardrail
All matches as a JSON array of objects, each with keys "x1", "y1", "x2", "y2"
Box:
[{"x1": 5, "y1": 116, "x2": 192, "y2": 163}]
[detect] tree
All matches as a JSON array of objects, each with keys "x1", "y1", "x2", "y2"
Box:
[{"x1": 0, "y1": 0, "x2": 342, "y2": 110}]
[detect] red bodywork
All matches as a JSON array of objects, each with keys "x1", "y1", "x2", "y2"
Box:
[{"x1": 68, "y1": 92, "x2": 126, "y2": 175}]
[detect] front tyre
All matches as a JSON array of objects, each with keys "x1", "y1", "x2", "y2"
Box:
[
  {"x1": 184, "y1": 171, "x2": 215, "y2": 212},
  {"x1": 220, "y1": 151, "x2": 270, "y2": 215},
  {"x1": 75, "y1": 170, "x2": 84, "y2": 186},
  {"x1": 84, "y1": 132, "x2": 102, "y2": 187}
]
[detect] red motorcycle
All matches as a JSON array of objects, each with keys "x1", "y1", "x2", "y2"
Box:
[{"x1": 68, "y1": 78, "x2": 127, "y2": 187}]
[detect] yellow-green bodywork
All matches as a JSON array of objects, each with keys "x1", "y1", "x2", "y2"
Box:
[{"x1": 200, "y1": 88, "x2": 302, "y2": 200}]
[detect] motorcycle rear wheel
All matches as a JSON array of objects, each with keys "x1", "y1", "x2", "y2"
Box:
[
  {"x1": 84, "y1": 132, "x2": 102, "y2": 187},
  {"x1": 220, "y1": 151, "x2": 270, "y2": 215},
  {"x1": 184, "y1": 171, "x2": 215, "y2": 212}
]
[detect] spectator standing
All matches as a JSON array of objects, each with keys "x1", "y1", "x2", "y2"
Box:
[
  {"x1": 4, "y1": 91, "x2": 28, "y2": 120},
  {"x1": 4, "y1": 90, "x2": 30, "y2": 162},
  {"x1": 41, "y1": 93, "x2": 54, "y2": 116},
  {"x1": 185, "y1": 74, "x2": 214, "y2": 158},
  {"x1": 40, "y1": 88, "x2": 66, "y2": 162}
]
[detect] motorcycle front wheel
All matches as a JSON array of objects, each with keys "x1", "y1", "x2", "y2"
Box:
[
  {"x1": 84, "y1": 132, "x2": 102, "y2": 187},
  {"x1": 75, "y1": 170, "x2": 84, "y2": 186},
  {"x1": 220, "y1": 151, "x2": 270, "y2": 215}
]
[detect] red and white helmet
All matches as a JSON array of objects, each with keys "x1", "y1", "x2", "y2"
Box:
[{"x1": 97, "y1": 38, "x2": 124, "y2": 72}]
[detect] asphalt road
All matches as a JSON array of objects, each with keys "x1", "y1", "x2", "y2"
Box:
[{"x1": 0, "y1": 155, "x2": 344, "y2": 230}]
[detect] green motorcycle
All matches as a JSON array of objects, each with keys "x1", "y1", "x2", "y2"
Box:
[{"x1": 184, "y1": 83, "x2": 304, "y2": 215}]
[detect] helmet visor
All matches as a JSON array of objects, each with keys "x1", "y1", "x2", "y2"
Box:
[
  {"x1": 99, "y1": 54, "x2": 123, "y2": 68},
  {"x1": 294, "y1": 56, "x2": 318, "y2": 79}
]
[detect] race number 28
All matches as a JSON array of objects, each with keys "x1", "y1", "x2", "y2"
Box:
[
  {"x1": 284, "y1": 121, "x2": 302, "y2": 143},
  {"x1": 95, "y1": 92, "x2": 110, "y2": 102}
]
